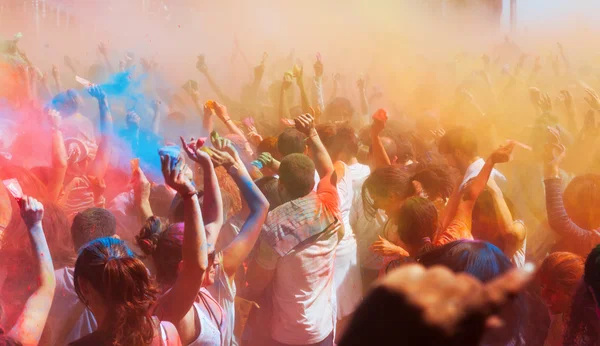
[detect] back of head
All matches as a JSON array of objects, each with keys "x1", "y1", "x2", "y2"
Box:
[
  {"x1": 330, "y1": 124, "x2": 359, "y2": 160},
  {"x1": 397, "y1": 197, "x2": 437, "y2": 256},
  {"x1": 362, "y1": 165, "x2": 415, "y2": 218},
  {"x1": 255, "y1": 176, "x2": 283, "y2": 210},
  {"x1": 74, "y1": 237, "x2": 157, "y2": 346},
  {"x1": 411, "y1": 163, "x2": 455, "y2": 201},
  {"x1": 279, "y1": 154, "x2": 315, "y2": 200},
  {"x1": 539, "y1": 252, "x2": 584, "y2": 293},
  {"x1": 257, "y1": 136, "x2": 280, "y2": 159},
  {"x1": 418, "y1": 240, "x2": 512, "y2": 283},
  {"x1": 136, "y1": 217, "x2": 183, "y2": 287},
  {"x1": 278, "y1": 128, "x2": 306, "y2": 157},
  {"x1": 563, "y1": 174, "x2": 600, "y2": 230},
  {"x1": 323, "y1": 97, "x2": 354, "y2": 122},
  {"x1": 315, "y1": 123, "x2": 337, "y2": 154},
  {"x1": 71, "y1": 208, "x2": 117, "y2": 251},
  {"x1": 438, "y1": 126, "x2": 478, "y2": 158}
]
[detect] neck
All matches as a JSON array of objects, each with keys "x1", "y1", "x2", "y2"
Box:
[
  {"x1": 460, "y1": 156, "x2": 481, "y2": 174},
  {"x1": 91, "y1": 305, "x2": 110, "y2": 332}
]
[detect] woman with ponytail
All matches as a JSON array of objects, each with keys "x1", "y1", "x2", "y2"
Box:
[
  {"x1": 138, "y1": 141, "x2": 269, "y2": 346},
  {"x1": 70, "y1": 154, "x2": 208, "y2": 346}
]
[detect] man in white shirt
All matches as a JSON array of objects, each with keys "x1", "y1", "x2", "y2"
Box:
[
  {"x1": 246, "y1": 115, "x2": 340, "y2": 346},
  {"x1": 438, "y1": 127, "x2": 506, "y2": 189}
]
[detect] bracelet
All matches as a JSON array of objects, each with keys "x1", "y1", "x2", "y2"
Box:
[
  {"x1": 182, "y1": 190, "x2": 199, "y2": 200},
  {"x1": 224, "y1": 118, "x2": 233, "y2": 123}
]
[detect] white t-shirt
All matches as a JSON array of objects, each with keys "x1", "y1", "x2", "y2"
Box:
[
  {"x1": 460, "y1": 158, "x2": 506, "y2": 190},
  {"x1": 206, "y1": 252, "x2": 237, "y2": 346},
  {"x1": 41, "y1": 267, "x2": 97, "y2": 345}
]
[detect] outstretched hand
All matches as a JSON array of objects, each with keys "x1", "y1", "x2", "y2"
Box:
[
  {"x1": 294, "y1": 114, "x2": 315, "y2": 135},
  {"x1": 20, "y1": 196, "x2": 44, "y2": 229},
  {"x1": 160, "y1": 154, "x2": 195, "y2": 196},
  {"x1": 371, "y1": 109, "x2": 388, "y2": 135},
  {"x1": 584, "y1": 87, "x2": 600, "y2": 110},
  {"x1": 180, "y1": 136, "x2": 211, "y2": 166},
  {"x1": 87, "y1": 85, "x2": 106, "y2": 101},
  {"x1": 490, "y1": 141, "x2": 516, "y2": 164}
]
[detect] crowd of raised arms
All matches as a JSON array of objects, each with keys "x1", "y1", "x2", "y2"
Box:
[{"x1": 2, "y1": 31, "x2": 600, "y2": 346}]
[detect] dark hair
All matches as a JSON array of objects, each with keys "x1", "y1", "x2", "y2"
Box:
[
  {"x1": 279, "y1": 154, "x2": 315, "y2": 199},
  {"x1": 438, "y1": 127, "x2": 478, "y2": 158},
  {"x1": 563, "y1": 282, "x2": 599, "y2": 345},
  {"x1": 362, "y1": 166, "x2": 415, "y2": 218},
  {"x1": 539, "y1": 252, "x2": 584, "y2": 293},
  {"x1": 584, "y1": 245, "x2": 600, "y2": 307},
  {"x1": 418, "y1": 240, "x2": 525, "y2": 346},
  {"x1": 136, "y1": 217, "x2": 183, "y2": 286},
  {"x1": 330, "y1": 124, "x2": 359, "y2": 160},
  {"x1": 323, "y1": 97, "x2": 354, "y2": 122},
  {"x1": 397, "y1": 197, "x2": 437, "y2": 257},
  {"x1": 471, "y1": 190, "x2": 517, "y2": 248},
  {"x1": 378, "y1": 137, "x2": 398, "y2": 162},
  {"x1": 411, "y1": 163, "x2": 455, "y2": 201},
  {"x1": 277, "y1": 128, "x2": 306, "y2": 157},
  {"x1": 71, "y1": 208, "x2": 117, "y2": 251},
  {"x1": 255, "y1": 176, "x2": 283, "y2": 211},
  {"x1": 563, "y1": 174, "x2": 600, "y2": 230},
  {"x1": 315, "y1": 123, "x2": 337, "y2": 155},
  {"x1": 74, "y1": 237, "x2": 159, "y2": 346},
  {"x1": 257, "y1": 136, "x2": 280, "y2": 159},
  {"x1": 0, "y1": 336, "x2": 21, "y2": 346}
]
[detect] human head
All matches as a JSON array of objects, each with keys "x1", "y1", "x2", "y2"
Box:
[
  {"x1": 136, "y1": 218, "x2": 219, "y2": 287},
  {"x1": 277, "y1": 128, "x2": 306, "y2": 157},
  {"x1": 330, "y1": 124, "x2": 359, "y2": 162},
  {"x1": 438, "y1": 127, "x2": 478, "y2": 173},
  {"x1": 396, "y1": 197, "x2": 437, "y2": 257},
  {"x1": 418, "y1": 240, "x2": 524, "y2": 346},
  {"x1": 126, "y1": 110, "x2": 141, "y2": 129},
  {"x1": 71, "y1": 208, "x2": 117, "y2": 251},
  {"x1": 74, "y1": 237, "x2": 158, "y2": 346},
  {"x1": 315, "y1": 123, "x2": 337, "y2": 156},
  {"x1": 584, "y1": 245, "x2": 600, "y2": 315},
  {"x1": 278, "y1": 153, "x2": 315, "y2": 201},
  {"x1": 411, "y1": 163, "x2": 454, "y2": 204},
  {"x1": 563, "y1": 174, "x2": 600, "y2": 230},
  {"x1": 362, "y1": 166, "x2": 415, "y2": 217},
  {"x1": 323, "y1": 97, "x2": 354, "y2": 122},
  {"x1": 257, "y1": 136, "x2": 280, "y2": 160},
  {"x1": 255, "y1": 176, "x2": 283, "y2": 211},
  {"x1": 471, "y1": 190, "x2": 516, "y2": 244},
  {"x1": 50, "y1": 89, "x2": 81, "y2": 117},
  {"x1": 538, "y1": 252, "x2": 584, "y2": 315}
]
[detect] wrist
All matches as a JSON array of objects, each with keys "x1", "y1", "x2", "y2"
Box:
[{"x1": 181, "y1": 190, "x2": 199, "y2": 200}]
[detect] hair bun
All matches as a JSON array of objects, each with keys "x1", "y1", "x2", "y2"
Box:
[{"x1": 135, "y1": 216, "x2": 162, "y2": 256}]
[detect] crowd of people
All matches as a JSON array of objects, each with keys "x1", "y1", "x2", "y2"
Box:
[{"x1": 1, "y1": 27, "x2": 600, "y2": 346}]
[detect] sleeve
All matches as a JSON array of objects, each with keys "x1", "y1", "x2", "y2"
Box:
[
  {"x1": 434, "y1": 218, "x2": 472, "y2": 247},
  {"x1": 311, "y1": 76, "x2": 325, "y2": 114},
  {"x1": 254, "y1": 239, "x2": 280, "y2": 271},
  {"x1": 544, "y1": 178, "x2": 599, "y2": 251},
  {"x1": 317, "y1": 175, "x2": 340, "y2": 212}
]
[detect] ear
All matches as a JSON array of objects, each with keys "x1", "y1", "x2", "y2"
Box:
[{"x1": 111, "y1": 234, "x2": 121, "y2": 240}]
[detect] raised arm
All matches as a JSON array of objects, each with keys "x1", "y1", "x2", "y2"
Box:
[
  {"x1": 487, "y1": 179, "x2": 526, "y2": 258},
  {"x1": 8, "y1": 197, "x2": 55, "y2": 346},
  {"x1": 213, "y1": 102, "x2": 254, "y2": 157},
  {"x1": 279, "y1": 72, "x2": 293, "y2": 120},
  {"x1": 295, "y1": 113, "x2": 333, "y2": 178},
  {"x1": 154, "y1": 156, "x2": 208, "y2": 323},
  {"x1": 543, "y1": 129, "x2": 600, "y2": 251},
  {"x1": 312, "y1": 58, "x2": 325, "y2": 114},
  {"x1": 210, "y1": 146, "x2": 269, "y2": 278},
  {"x1": 357, "y1": 77, "x2": 370, "y2": 118},
  {"x1": 132, "y1": 167, "x2": 153, "y2": 224},
  {"x1": 98, "y1": 42, "x2": 115, "y2": 75},
  {"x1": 47, "y1": 109, "x2": 67, "y2": 202},
  {"x1": 181, "y1": 137, "x2": 223, "y2": 252},
  {"x1": 436, "y1": 142, "x2": 515, "y2": 246},
  {"x1": 294, "y1": 64, "x2": 311, "y2": 113},
  {"x1": 370, "y1": 109, "x2": 392, "y2": 168},
  {"x1": 87, "y1": 85, "x2": 113, "y2": 180},
  {"x1": 151, "y1": 100, "x2": 161, "y2": 135},
  {"x1": 197, "y1": 56, "x2": 238, "y2": 107},
  {"x1": 51, "y1": 64, "x2": 62, "y2": 94}
]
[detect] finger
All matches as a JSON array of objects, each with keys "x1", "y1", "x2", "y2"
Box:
[{"x1": 180, "y1": 136, "x2": 194, "y2": 156}]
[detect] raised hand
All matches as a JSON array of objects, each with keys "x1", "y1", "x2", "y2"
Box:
[
  {"x1": 293, "y1": 64, "x2": 303, "y2": 81},
  {"x1": 538, "y1": 93, "x2": 552, "y2": 113},
  {"x1": 314, "y1": 58, "x2": 324, "y2": 77},
  {"x1": 87, "y1": 85, "x2": 106, "y2": 101},
  {"x1": 196, "y1": 55, "x2": 208, "y2": 74},
  {"x1": 20, "y1": 196, "x2": 44, "y2": 229},
  {"x1": 208, "y1": 148, "x2": 236, "y2": 170},
  {"x1": 282, "y1": 71, "x2": 294, "y2": 90},
  {"x1": 98, "y1": 42, "x2": 108, "y2": 56},
  {"x1": 490, "y1": 141, "x2": 516, "y2": 164},
  {"x1": 294, "y1": 114, "x2": 315, "y2": 135},
  {"x1": 559, "y1": 90, "x2": 573, "y2": 109},
  {"x1": 584, "y1": 87, "x2": 600, "y2": 110},
  {"x1": 357, "y1": 77, "x2": 366, "y2": 91},
  {"x1": 371, "y1": 109, "x2": 388, "y2": 135},
  {"x1": 212, "y1": 101, "x2": 229, "y2": 121},
  {"x1": 132, "y1": 166, "x2": 151, "y2": 206},
  {"x1": 180, "y1": 136, "x2": 211, "y2": 166},
  {"x1": 544, "y1": 126, "x2": 566, "y2": 166},
  {"x1": 151, "y1": 99, "x2": 162, "y2": 114},
  {"x1": 160, "y1": 154, "x2": 195, "y2": 196},
  {"x1": 257, "y1": 152, "x2": 274, "y2": 168}
]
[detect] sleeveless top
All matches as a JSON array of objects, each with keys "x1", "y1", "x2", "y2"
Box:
[{"x1": 188, "y1": 289, "x2": 226, "y2": 346}]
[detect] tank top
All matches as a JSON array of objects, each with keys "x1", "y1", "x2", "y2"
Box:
[{"x1": 188, "y1": 289, "x2": 225, "y2": 346}]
